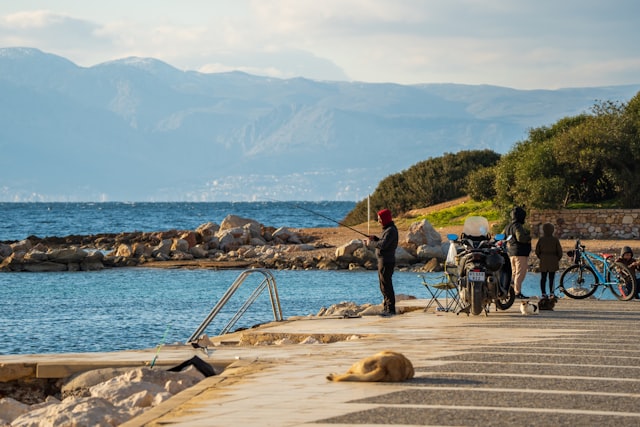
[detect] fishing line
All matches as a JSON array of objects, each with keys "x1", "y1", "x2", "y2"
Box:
[
  {"x1": 150, "y1": 323, "x2": 171, "y2": 368},
  {"x1": 262, "y1": 198, "x2": 371, "y2": 238}
]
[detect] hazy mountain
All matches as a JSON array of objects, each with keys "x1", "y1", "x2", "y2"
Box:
[{"x1": 1, "y1": 47, "x2": 639, "y2": 202}]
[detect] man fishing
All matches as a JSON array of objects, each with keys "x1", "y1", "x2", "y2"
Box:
[{"x1": 367, "y1": 209, "x2": 398, "y2": 317}]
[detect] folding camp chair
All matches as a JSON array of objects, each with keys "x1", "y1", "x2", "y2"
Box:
[{"x1": 419, "y1": 266, "x2": 460, "y2": 313}]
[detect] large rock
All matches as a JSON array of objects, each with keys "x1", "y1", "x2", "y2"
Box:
[
  {"x1": 189, "y1": 245, "x2": 209, "y2": 259},
  {"x1": 113, "y1": 244, "x2": 132, "y2": 258},
  {"x1": 335, "y1": 240, "x2": 364, "y2": 259},
  {"x1": 196, "y1": 222, "x2": 219, "y2": 243},
  {"x1": 217, "y1": 227, "x2": 249, "y2": 252},
  {"x1": 219, "y1": 215, "x2": 262, "y2": 232},
  {"x1": 416, "y1": 244, "x2": 444, "y2": 261},
  {"x1": 404, "y1": 220, "x2": 442, "y2": 248},
  {"x1": 47, "y1": 247, "x2": 88, "y2": 263},
  {"x1": 171, "y1": 238, "x2": 190, "y2": 253},
  {"x1": 272, "y1": 227, "x2": 302, "y2": 244},
  {"x1": 22, "y1": 261, "x2": 68, "y2": 272},
  {"x1": 152, "y1": 239, "x2": 173, "y2": 257},
  {"x1": 395, "y1": 247, "x2": 416, "y2": 264},
  {"x1": 179, "y1": 231, "x2": 198, "y2": 248},
  {"x1": 23, "y1": 250, "x2": 49, "y2": 262},
  {"x1": 10, "y1": 239, "x2": 32, "y2": 253}
]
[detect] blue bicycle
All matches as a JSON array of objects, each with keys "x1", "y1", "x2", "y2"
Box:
[{"x1": 559, "y1": 239, "x2": 636, "y2": 300}]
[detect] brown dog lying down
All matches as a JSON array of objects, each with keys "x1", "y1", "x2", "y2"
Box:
[{"x1": 327, "y1": 351, "x2": 414, "y2": 382}]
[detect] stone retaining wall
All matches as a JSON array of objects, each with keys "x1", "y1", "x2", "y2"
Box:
[{"x1": 529, "y1": 209, "x2": 640, "y2": 239}]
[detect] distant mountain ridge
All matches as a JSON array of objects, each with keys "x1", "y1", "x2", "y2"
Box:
[{"x1": 1, "y1": 47, "x2": 639, "y2": 202}]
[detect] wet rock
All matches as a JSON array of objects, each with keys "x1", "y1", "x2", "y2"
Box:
[
  {"x1": 171, "y1": 238, "x2": 190, "y2": 253},
  {"x1": 0, "y1": 243, "x2": 12, "y2": 258},
  {"x1": 22, "y1": 261, "x2": 68, "y2": 272},
  {"x1": 47, "y1": 247, "x2": 88, "y2": 263},
  {"x1": 189, "y1": 245, "x2": 209, "y2": 259}
]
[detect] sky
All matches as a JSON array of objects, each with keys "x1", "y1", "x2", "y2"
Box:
[{"x1": 0, "y1": 0, "x2": 639, "y2": 90}]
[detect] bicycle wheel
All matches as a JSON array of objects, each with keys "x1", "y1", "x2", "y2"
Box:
[
  {"x1": 559, "y1": 264, "x2": 598, "y2": 299},
  {"x1": 607, "y1": 262, "x2": 637, "y2": 301}
]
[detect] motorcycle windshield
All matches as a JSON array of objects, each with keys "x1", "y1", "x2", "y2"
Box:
[{"x1": 462, "y1": 216, "x2": 490, "y2": 239}]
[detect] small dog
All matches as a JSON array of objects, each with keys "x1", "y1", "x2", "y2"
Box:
[
  {"x1": 327, "y1": 350, "x2": 414, "y2": 382},
  {"x1": 538, "y1": 295, "x2": 557, "y2": 311},
  {"x1": 520, "y1": 301, "x2": 539, "y2": 315}
]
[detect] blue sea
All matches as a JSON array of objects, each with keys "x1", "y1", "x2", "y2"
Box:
[
  {"x1": 0, "y1": 201, "x2": 357, "y2": 241},
  {"x1": 0, "y1": 202, "x2": 614, "y2": 356}
]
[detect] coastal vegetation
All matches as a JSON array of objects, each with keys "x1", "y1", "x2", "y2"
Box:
[{"x1": 345, "y1": 91, "x2": 640, "y2": 224}]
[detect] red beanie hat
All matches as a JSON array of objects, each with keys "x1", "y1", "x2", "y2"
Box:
[{"x1": 377, "y1": 209, "x2": 393, "y2": 226}]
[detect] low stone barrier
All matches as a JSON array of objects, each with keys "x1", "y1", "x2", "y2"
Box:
[{"x1": 529, "y1": 208, "x2": 640, "y2": 239}]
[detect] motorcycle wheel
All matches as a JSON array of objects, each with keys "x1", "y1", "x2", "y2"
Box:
[
  {"x1": 495, "y1": 286, "x2": 515, "y2": 310},
  {"x1": 470, "y1": 282, "x2": 484, "y2": 315}
]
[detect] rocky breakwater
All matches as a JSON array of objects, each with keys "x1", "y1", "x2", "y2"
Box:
[{"x1": 0, "y1": 216, "x2": 450, "y2": 272}]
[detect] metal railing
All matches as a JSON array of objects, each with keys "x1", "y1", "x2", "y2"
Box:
[{"x1": 187, "y1": 268, "x2": 283, "y2": 342}]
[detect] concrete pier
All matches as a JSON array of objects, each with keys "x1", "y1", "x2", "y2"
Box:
[{"x1": 2, "y1": 298, "x2": 640, "y2": 426}]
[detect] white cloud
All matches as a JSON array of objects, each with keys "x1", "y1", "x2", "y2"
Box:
[{"x1": 0, "y1": 1, "x2": 639, "y2": 88}]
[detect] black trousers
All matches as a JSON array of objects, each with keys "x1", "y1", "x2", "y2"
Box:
[{"x1": 378, "y1": 261, "x2": 396, "y2": 314}]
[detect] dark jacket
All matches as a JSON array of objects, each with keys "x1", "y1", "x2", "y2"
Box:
[
  {"x1": 616, "y1": 246, "x2": 639, "y2": 276},
  {"x1": 373, "y1": 222, "x2": 398, "y2": 264},
  {"x1": 503, "y1": 207, "x2": 532, "y2": 257},
  {"x1": 535, "y1": 223, "x2": 563, "y2": 272}
]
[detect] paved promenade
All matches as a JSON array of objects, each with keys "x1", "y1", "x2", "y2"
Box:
[
  {"x1": 125, "y1": 298, "x2": 640, "y2": 426},
  {"x1": 4, "y1": 298, "x2": 640, "y2": 426}
]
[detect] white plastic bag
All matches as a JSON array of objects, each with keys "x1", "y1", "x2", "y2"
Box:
[{"x1": 445, "y1": 242, "x2": 457, "y2": 267}]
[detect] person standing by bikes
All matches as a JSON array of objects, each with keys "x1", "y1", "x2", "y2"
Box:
[
  {"x1": 535, "y1": 222, "x2": 563, "y2": 298},
  {"x1": 503, "y1": 206, "x2": 532, "y2": 299}
]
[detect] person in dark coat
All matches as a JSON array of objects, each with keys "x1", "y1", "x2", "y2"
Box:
[
  {"x1": 535, "y1": 223, "x2": 563, "y2": 297},
  {"x1": 503, "y1": 206, "x2": 532, "y2": 299},
  {"x1": 368, "y1": 209, "x2": 399, "y2": 316}
]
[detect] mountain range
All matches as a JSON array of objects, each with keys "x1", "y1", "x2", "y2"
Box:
[{"x1": 1, "y1": 47, "x2": 639, "y2": 202}]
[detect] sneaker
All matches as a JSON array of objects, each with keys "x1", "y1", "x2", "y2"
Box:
[
  {"x1": 379, "y1": 311, "x2": 396, "y2": 317},
  {"x1": 515, "y1": 293, "x2": 528, "y2": 299}
]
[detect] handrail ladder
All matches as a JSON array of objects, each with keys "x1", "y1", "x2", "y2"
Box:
[{"x1": 187, "y1": 268, "x2": 282, "y2": 343}]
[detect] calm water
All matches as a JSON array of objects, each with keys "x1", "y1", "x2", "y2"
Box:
[
  {"x1": 0, "y1": 269, "x2": 432, "y2": 355},
  {"x1": 0, "y1": 201, "x2": 355, "y2": 241},
  {"x1": 0, "y1": 267, "x2": 577, "y2": 356}
]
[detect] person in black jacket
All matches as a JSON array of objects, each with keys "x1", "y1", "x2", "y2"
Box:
[
  {"x1": 368, "y1": 209, "x2": 399, "y2": 316},
  {"x1": 503, "y1": 206, "x2": 532, "y2": 299}
]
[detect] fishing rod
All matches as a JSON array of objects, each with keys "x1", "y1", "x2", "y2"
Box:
[{"x1": 263, "y1": 198, "x2": 372, "y2": 238}]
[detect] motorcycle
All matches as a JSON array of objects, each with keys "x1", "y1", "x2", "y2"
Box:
[{"x1": 447, "y1": 216, "x2": 515, "y2": 316}]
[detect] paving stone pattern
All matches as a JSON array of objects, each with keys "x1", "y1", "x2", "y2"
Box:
[{"x1": 317, "y1": 302, "x2": 640, "y2": 426}]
